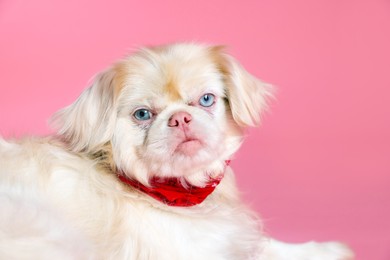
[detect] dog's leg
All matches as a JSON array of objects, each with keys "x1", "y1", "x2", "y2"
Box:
[{"x1": 260, "y1": 238, "x2": 354, "y2": 260}]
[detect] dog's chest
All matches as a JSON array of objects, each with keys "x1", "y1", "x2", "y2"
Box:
[{"x1": 110, "y1": 201, "x2": 262, "y2": 260}]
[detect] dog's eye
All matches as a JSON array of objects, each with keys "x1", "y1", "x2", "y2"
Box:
[
  {"x1": 133, "y1": 109, "x2": 152, "y2": 121},
  {"x1": 199, "y1": 93, "x2": 215, "y2": 107}
]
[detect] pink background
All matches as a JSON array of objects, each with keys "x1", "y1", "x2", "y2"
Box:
[{"x1": 1, "y1": 0, "x2": 389, "y2": 259}]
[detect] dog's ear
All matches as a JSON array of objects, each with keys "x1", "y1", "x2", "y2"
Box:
[
  {"x1": 212, "y1": 47, "x2": 274, "y2": 127},
  {"x1": 51, "y1": 68, "x2": 120, "y2": 153}
]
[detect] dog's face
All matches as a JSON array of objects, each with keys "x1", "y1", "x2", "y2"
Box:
[{"x1": 53, "y1": 44, "x2": 272, "y2": 185}]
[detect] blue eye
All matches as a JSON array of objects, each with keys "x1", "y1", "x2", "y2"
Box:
[
  {"x1": 199, "y1": 93, "x2": 215, "y2": 107},
  {"x1": 133, "y1": 109, "x2": 152, "y2": 121}
]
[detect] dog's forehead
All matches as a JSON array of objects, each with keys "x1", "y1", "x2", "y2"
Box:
[{"x1": 116, "y1": 45, "x2": 225, "y2": 105}]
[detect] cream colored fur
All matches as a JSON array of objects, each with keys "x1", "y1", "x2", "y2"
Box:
[{"x1": 0, "y1": 43, "x2": 353, "y2": 259}]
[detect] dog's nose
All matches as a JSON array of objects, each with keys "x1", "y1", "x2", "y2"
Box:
[{"x1": 168, "y1": 112, "x2": 192, "y2": 128}]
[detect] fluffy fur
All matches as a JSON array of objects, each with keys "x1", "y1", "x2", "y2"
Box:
[{"x1": 0, "y1": 43, "x2": 353, "y2": 259}]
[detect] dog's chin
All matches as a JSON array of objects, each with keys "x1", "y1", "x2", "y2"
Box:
[
  {"x1": 139, "y1": 138, "x2": 224, "y2": 181},
  {"x1": 173, "y1": 138, "x2": 203, "y2": 157}
]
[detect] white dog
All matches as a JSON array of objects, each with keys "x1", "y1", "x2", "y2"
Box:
[{"x1": 0, "y1": 43, "x2": 354, "y2": 259}]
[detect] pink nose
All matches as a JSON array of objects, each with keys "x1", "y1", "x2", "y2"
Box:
[{"x1": 168, "y1": 111, "x2": 192, "y2": 127}]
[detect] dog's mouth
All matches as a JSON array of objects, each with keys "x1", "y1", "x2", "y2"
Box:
[{"x1": 174, "y1": 138, "x2": 203, "y2": 156}]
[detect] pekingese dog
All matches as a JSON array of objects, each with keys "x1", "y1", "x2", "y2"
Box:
[{"x1": 0, "y1": 43, "x2": 353, "y2": 259}]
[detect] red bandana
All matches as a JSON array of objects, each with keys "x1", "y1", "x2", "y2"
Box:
[{"x1": 118, "y1": 161, "x2": 230, "y2": 207}]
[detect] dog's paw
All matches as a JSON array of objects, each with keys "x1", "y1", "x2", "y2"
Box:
[{"x1": 302, "y1": 241, "x2": 355, "y2": 260}]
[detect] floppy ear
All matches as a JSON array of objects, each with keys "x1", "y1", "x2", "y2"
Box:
[
  {"x1": 51, "y1": 68, "x2": 120, "y2": 153},
  {"x1": 214, "y1": 49, "x2": 273, "y2": 127}
]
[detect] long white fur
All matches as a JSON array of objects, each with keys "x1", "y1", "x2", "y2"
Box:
[{"x1": 0, "y1": 43, "x2": 353, "y2": 259}]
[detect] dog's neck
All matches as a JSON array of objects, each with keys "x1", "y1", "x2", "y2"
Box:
[{"x1": 118, "y1": 160, "x2": 230, "y2": 207}]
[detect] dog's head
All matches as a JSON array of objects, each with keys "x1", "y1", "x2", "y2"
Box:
[{"x1": 52, "y1": 43, "x2": 272, "y2": 186}]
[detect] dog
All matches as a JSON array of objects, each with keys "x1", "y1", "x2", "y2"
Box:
[{"x1": 0, "y1": 43, "x2": 354, "y2": 259}]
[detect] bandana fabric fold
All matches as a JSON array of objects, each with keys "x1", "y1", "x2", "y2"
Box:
[
  {"x1": 118, "y1": 174, "x2": 223, "y2": 207},
  {"x1": 118, "y1": 161, "x2": 230, "y2": 207}
]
